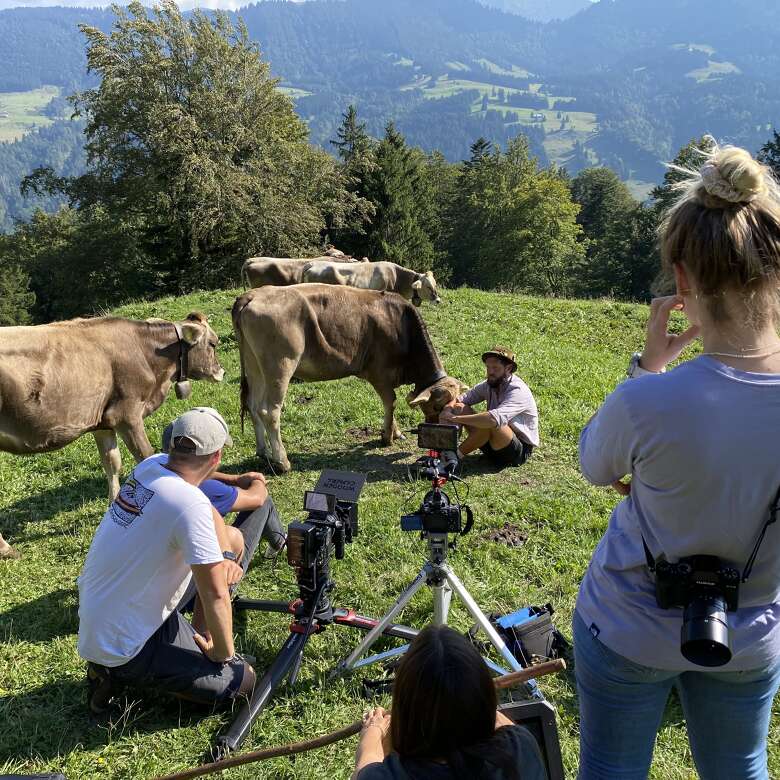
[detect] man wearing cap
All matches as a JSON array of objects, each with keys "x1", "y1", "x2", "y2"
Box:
[
  {"x1": 440, "y1": 347, "x2": 539, "y2": 468},
  {"x1": 77, "y1": 407, "x2": 259, "y2": 713}
]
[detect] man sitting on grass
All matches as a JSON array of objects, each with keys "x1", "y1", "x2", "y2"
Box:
[
  {"x1": 440, "y1": 346, "x2": 539, "y2": 469},
  {"x1": 77, "y1": 407, "x2": 272, "y2": 714}
]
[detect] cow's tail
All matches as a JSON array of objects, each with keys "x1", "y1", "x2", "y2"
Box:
[
  {"x1": 231, "y1": 293, "x2": 253, "y2": 434},
  {"x1": 240, "y1": 260, "x2": 250, "y2": 290}
]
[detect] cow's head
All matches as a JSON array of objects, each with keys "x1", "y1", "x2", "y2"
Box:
[
  {"x1": 177, "y1": 312, "x2": 225, "y2": 383},
  {"x1": 406, "y1": 376, "x2": 468, "y2": 422},
  {"x1": 411, "y1": 271, "x2": 441, "y2": 306}
]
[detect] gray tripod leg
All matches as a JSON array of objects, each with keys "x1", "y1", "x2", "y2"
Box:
[
  {"x1": 443, "y1": 565, "x2": 523, "y2": 672},
  {"x1": 332, "y1": 564, "x2": 431, "y2": 677},
  {"x1": 432, "y1": 577, "x2": 452, "y2": 625}
]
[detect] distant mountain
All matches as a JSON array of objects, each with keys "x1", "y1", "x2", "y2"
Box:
[
  {"x1": 480, "y1": 0, "x2": 592, "y2": 22},
  {"x1": 1, "y1": 0, "x2": 779, "y2": 229}
]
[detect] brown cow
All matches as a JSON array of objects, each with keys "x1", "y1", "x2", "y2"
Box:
[
  {"x1": 241, "y1": 254, "x2": 367, "y2": 289},
  {"x1": 0, "y1": 312, "x2": 224, "y2": 559},
  {"x1": 232, "y1": 284, "x2": 464, "y2": 472}
]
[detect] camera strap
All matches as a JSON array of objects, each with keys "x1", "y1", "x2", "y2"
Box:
[
  {"x1": 741, "y1": 483, "x2": 780, "y2": 582},
  {"x1": 641, "y1": 483, "x2": 780, "y2": 583}
]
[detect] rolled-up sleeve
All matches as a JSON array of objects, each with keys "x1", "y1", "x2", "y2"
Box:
[
  {"x1": 460, "y1": 382, "x2": 487, "y2": 407},
  {"x1": 579, "y1": 386, "x2": 637, "y2": 486},
  {"x1": 488, "y1": 383, "x2": 533, "y2": 428}
]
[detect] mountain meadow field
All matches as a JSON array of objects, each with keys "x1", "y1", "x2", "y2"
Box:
[{"x1": 1, "y1": 287, "x2": 777, "y2": 779}]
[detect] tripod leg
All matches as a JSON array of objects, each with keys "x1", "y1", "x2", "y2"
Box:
[
  {"x1": 443, "y1": 567, "x2": 523, "y2": 672},
  {"x1": 432, "y1": 578, "x2": 452, "y2": 625},
  {"x1": 215, "y1": 630, "x2": 309, "y2": 756},
  {"x1": 332, "y1": 565, "x2": 430, "y2": 677}
]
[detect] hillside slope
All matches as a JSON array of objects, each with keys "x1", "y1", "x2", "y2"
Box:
[{"x1": 1, "y1": 287, "x2": 776, "y2": 778}]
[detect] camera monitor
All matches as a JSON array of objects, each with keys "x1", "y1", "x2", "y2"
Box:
[
  {"x1": 417, "y1": 423, "x2": 459, "y2": 452},
  {"x1": 314, "y1": 470, "x2": 366, "y2": 504},
  {"x1": 303, "y1": 491, "x2": 337, "y2": 514}
]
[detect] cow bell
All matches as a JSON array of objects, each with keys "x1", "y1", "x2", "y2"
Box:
[{"x1": 175, "y1": 380, "x2": 192, "y2": 400}]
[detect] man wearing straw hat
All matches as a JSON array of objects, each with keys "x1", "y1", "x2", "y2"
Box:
[{"x1": 440, "y1": 346, "x2": 539, "y2": 469}]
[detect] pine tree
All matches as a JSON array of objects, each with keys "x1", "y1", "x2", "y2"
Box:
[
  {"x1": 363, "y1": 123, "x2": 434, "y2": 269},
  {"x1": 758, "y1": 130, "x2": 780, "y2": 180}
]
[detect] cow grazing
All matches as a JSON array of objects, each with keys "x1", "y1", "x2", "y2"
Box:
[
  {"x1": 232, "y1": 284, "x2": 464, "y2": 472},
  {"x1": 242, "y1": 257, "x2": 439, "y2": 306},
  {"x1": 0, "y1": 312, "x2": 224, "y2": 559},
  {"x1": 301, "y1": 261, "x2": 440, "y2": 306},
  {"x1": 241, "y1": 254, "x2": 367, "y2": 289}
]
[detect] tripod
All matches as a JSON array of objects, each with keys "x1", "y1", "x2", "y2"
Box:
[{"x1": 333, "y1": 525, "x2": 525, "y2": 680}]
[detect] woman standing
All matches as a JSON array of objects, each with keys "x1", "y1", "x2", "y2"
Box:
[{"x1": 575, "y1": 143, "x2": 780, "y2": 779}]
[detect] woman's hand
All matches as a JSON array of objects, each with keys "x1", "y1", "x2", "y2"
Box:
[
  {"x1": 361, "y1": 707, "x2": 392, "y2": 754},
  {"x1": 352, "y1": 707, "x2": 392, "y2": 778},
  {"x1": 640, "y1": 295, "x2": 701, "y2": 373}
]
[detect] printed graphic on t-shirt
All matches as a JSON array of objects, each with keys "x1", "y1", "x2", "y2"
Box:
[{"x1": 110, "y1": 475, "x2": 155, "y2": 528}]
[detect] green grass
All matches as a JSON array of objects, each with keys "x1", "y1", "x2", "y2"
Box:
[
  {"x1": 686, "y1": 60, "x2": 741, "y2": 82},
  {"x1": 1, "y1": 288, "x2": 777, "y2": 779},
  {"x1": 0, "y1": 86, "x2": 61, "y2": 142}
]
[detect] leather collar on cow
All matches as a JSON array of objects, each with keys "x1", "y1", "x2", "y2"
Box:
[
  {"x1": 412, "y1": 291, "x2": 422, "y2": 307},
  {"x1": 412, "y1": 368, "x2": 447, "y2": 396},
  {"x1": 172, "y1": 323, "x2": 192, "y2": 400}
]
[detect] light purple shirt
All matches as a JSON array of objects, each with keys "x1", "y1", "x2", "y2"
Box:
[
  {"x1": 577, "y1": 357, "x2": 780, "y2": 671},
  {"x1": 460, "y1": 374, "x2": 540, "y2": 446}
]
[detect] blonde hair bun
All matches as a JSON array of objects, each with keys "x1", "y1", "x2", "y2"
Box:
[{"x1": 700, "y1": 145, "x2": 768, "y2": 204}]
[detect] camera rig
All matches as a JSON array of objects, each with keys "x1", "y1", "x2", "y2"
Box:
[{"x1": 215, "y1": 469, "x2": 419, "y2": 758}]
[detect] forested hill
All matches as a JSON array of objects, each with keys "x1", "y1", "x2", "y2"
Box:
[{"x1": 1, "y1": 0, "x2": 780, "y2": 229}]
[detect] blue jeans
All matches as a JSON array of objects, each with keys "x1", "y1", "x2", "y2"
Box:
[{"x1": 573, "y1": 612, "x2": 780, "y2": 780}]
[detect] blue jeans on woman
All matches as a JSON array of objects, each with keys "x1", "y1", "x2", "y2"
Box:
[{"x1": 573, "y1": 611, "x2": 780, "y2": 780}]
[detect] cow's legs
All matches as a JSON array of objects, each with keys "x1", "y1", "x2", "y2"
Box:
[
  {"x1": 115, "y1": 418, "x2": 155, "y2": 465},
  {"x1": 0, "y1": 532, "x2": 19, "y2": 560},
  {"x1": 372, "y1": 384, "x2": 404, "y2": 445},
  {"x1": 94, "y1": 430, "x2": 123, "y2": 501},
  {"x1": 258, "y1": 363, "x2": 294, "y2": 473},
  {"x1": 244, "y1": 362, "x2": 269, "y2": 459}
]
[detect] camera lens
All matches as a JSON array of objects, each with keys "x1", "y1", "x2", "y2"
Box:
[{"x1": 680, "y1": 594, "x2": 732, "y2": 667}]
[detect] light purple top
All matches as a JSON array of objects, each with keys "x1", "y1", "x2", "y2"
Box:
[
  {"x1": 460, "y1": 375, "x2": 540, "y2": 446},
  {"x1": 577, "y1": 356, "x2": 780, "y2": 671}
]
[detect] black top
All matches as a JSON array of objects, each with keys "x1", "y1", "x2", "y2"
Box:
[{"x1": 356, "y1": 725, "x2": 548, "y2": 780}]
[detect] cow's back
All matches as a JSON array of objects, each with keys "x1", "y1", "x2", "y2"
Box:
[{"x1": 243, "y1": 258, "x2": 308, "y2": 288}]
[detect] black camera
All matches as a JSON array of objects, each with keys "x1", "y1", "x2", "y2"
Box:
[
  {"x1": 654, "y1": 555, "x2": 740, "y2": 667},
  {"x1": 286, "y1": 470, "x2": 365, "y2": 620},
  {"x1": 401, "y1": 489, "x2": 463, "y2": 534},
  {"x1": 401, "y1": 423, "x2": 472, "y2": 537}
]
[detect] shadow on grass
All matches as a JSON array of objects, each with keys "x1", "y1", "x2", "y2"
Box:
[
  {"x1": 0, "y1": 678, "x2": 233, "y2": 764},
  {"x1": 0, "y1": 588, "x2": 78, "y2": 644},
  {"x1": 229, "y1": 444, "x2": 417, "y2": 484},
  {"x1": 0, "y1": 474, "x2": 107, "y2": 545}
]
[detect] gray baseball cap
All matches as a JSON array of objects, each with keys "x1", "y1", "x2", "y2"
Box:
[{"x1": 167, "y1": 407, "x2": 233, "y2": 455}]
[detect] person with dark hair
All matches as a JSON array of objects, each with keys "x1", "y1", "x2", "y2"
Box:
[
  {"x1": 576, "y1": 142, "x2": 780, "y2": 778},
  {"x1": 439, "y1": 347, "x2": 538, "y2": 469},
  {"x1": 351, "y1": 625, "x2": 548, "y2": 780}
]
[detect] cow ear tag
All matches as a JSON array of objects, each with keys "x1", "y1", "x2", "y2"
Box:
[{"x1": 175, "y1": 380, "x2": 192, "y2": 400}]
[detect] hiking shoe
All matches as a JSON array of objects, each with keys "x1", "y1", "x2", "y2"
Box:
[{"x1": 87, "y1": 662, "x2": 115, "y2": 715}]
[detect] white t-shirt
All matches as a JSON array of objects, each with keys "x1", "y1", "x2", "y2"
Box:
[{"x1": 77, "y1": 454, "x2": 223, "y2": 667}]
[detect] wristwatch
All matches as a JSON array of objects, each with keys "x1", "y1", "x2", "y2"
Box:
[
  {"x1": 222, "y1": 550, "x2": 238, "y2": 562},
  {"x1": 627, "y1": 352, "x2": 664, "y2": 379}
]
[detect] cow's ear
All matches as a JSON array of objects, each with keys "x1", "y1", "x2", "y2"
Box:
[
  {"x1": 411, "y1": 279, "x2": 423, "y2": 290},
  {"x1": 180, "y1": 322, "x2": 205, "y2": 345},
  {"x1": 407, "y1": 387, "x2": 432, "y2": 407},
  {"x1": 425, "y1": 271, "x2": 434, "y2": 279},
  {"x1": 186, "y1": 311, "x2": 208, "y2": 324}
]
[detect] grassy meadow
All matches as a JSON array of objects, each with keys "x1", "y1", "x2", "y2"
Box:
[
  {"x1": 0, "y1": 86, "x2": 61, "y2": 142},
  {"x1": 0, "y1": 287, "x2": 777, "y2": 779}
]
